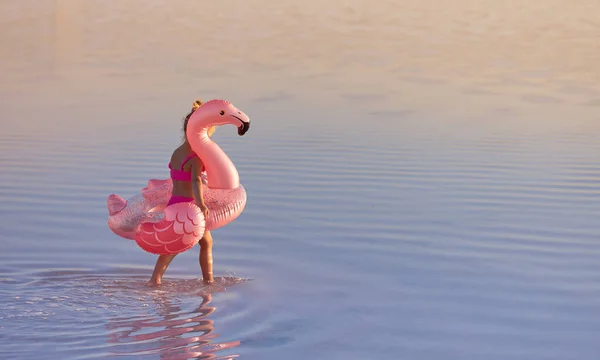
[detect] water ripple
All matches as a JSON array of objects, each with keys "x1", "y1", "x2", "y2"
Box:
[{"x1": 0, "y1": 269, "x2": 251, "y2": 360}]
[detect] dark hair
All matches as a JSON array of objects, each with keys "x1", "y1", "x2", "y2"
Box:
[
  {"x1": 182, "y1": 100, "x2": 203, "y2": 141},
  {"x1": 182, "y1": 109, "x2": 194, "y2": 134}
]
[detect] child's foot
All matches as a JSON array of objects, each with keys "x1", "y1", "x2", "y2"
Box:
[{"x1": 146, "y1": 279, "x2": 161, "y2": 287}]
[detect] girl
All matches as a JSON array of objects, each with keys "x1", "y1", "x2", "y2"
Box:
[{"x1": 147, "y1": 100, "x2": 216, "y2": 287}]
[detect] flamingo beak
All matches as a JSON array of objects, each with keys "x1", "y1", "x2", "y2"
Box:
[{"x1": 238, "y1": 120, "x2": 250, "y2": 136}]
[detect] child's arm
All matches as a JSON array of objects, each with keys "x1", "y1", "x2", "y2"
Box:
[{"x1": 191, "y1": 157, "x2": 209, "y2": 217}]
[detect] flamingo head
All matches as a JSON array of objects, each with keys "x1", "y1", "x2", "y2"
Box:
[{"x1": 186, "y1": 99, "x2": 250, "y2": 138}]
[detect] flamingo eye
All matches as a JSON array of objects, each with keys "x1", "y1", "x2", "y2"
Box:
[{"x1": 219, "y1": 110, "x2": 225, "y2": 115}]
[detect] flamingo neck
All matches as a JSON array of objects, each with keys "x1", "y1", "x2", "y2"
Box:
[{"x1": 189, "y1": 130, "x2": 239, "y2": 189}]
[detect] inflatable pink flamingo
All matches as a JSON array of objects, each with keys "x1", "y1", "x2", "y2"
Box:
[{"x1": 107, "y1": 99, "x2": 250, "y2": 255}]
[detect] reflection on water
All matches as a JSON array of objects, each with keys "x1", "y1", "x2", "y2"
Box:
[
  {"x1": 1, "y1": 270, "x2": 247, "y2": 360},
  {"x1": 106, "y1": 285, "x2": 240, "y2": 359}
]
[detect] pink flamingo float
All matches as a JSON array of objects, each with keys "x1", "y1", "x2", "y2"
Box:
[{"x1": 107, "y1": 99, "x2": 250, "y2": 255}]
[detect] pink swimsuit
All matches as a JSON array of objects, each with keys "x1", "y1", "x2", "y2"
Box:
[{"x1": 167, "y1": 154, "x2": 201, "y2": 206}]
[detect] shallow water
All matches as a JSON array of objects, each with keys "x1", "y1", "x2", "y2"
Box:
[{"x1": 2, "y1": 1, "x2": 600, "y2": 359}]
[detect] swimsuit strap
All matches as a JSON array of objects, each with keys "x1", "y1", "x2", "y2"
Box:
[{"x1": 180, "y1": 154, "x2": 198, "y2": 170}]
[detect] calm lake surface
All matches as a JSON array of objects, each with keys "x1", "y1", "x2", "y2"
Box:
[{"x1": 2, "y1": 1, "x2": 600, "y2": 359}]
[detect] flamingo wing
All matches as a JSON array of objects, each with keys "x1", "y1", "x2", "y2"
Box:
[{"x1": 135, "y1": 202, "x2": 205, "y2": 255}]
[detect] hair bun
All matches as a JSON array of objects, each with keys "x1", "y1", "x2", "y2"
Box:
[{"x1": 192, "y1": 99, "x2": 203, "y2": 110}]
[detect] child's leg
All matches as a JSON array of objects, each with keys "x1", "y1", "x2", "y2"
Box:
[
  {"x1": 199, "y1": 231, "x2": 214, "y2": 284},
  {"x1": 147, "y1": 254, "x2": 177, "y2": 286}
]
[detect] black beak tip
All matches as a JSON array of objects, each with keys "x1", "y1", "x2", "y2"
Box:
[{"x1": 238, "y1": 121, "x2": 250, "y2": 136}]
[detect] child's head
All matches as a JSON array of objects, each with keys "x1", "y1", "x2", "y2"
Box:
[{"x1": 182, "y1": 99, "x2": 216, "y2": 140}]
